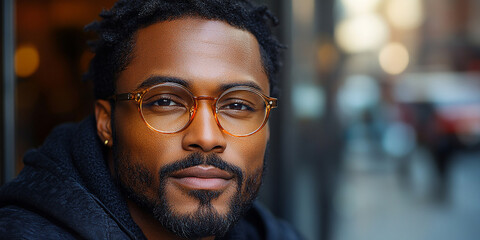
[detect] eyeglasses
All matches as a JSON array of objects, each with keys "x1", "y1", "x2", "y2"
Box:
[{"x1": 113, "y1": 82, "x2": 277, "y2": 137}]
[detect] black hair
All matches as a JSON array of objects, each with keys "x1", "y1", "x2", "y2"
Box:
[{"x1": 85, "y1": 0, "x2": 284, "y2": 99}]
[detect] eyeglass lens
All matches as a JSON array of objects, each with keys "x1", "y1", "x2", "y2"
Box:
[{"x1": 139, "y1": 84, "x2": 268, "y2": 136}]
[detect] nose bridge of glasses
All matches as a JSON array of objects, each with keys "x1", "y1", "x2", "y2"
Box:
[
  {"x1": 194, "y1": 96, "x2": 217, "y2": 111},
  {"x1": 190, "y1": 96, "x2": 224, "y2": 132},
  {"x1": 194, "y1": 96, "x2": 216, "y2": 101}
]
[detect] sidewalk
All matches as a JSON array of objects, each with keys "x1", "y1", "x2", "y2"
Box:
[{"x1": 332, "y1": 149, "x2": 480, "y2": 240}]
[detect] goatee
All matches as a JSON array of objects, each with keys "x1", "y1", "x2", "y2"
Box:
[{"x1": 114, "y1": 151, "x2": 264, "y2": 239}]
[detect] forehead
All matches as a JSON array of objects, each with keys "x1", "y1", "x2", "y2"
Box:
[{"x1": 117, "y1": 17, "x2": 269, "y2": 95}]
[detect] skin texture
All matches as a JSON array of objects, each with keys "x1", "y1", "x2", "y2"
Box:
[{"x1": 95, "y1": 17, "x2": 270, "y2": 240}]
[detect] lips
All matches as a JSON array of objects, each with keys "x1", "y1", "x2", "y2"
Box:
[{"x1": 170, "y1": 165, "x2": 234, "y2": 190}]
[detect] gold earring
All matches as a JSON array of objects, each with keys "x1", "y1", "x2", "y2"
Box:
[{"x1": 104, "y1": 139, "x2": 109, "y2": 146}]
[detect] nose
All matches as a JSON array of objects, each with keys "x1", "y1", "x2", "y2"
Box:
[{"x1": 182, "y1": 101, "x2": 227, "y2": 153}]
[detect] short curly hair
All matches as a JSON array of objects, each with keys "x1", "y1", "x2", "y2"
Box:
[{"x1": 85, "y1": 0, "x2": 283, "y2": 99}]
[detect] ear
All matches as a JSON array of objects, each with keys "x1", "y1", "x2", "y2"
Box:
[{"x1": 95, "y1": 100, "x2": 113, "y2": 147}]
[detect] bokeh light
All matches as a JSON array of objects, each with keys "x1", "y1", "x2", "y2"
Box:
[
  {"x1": 292, "y1": 84, "x2": 325, "y2": 119},
  {"x1": 15, "y1": 44, "x2": 40, "y2": 78},
  {"x1": 292, "y1": 0, "x2": 315, "y2": 25},
  {"x1": 335, "y1": 13, "x2": 389, "y2": 53},
  {"x1": 386, "y1": 0, "x2": 424, "y2": 30},
  {"x1": 317, "y1": 41, "x2": 339, "y2": 73},
  {"x1": 337, "y1": 74, "x2": 380, "y2": 117},
  {"x1": 379, "y1": 42, "x2": 410, "y2": 75},
  {"x1": 381, "y1": 121, "x2": 417, "y2": 157},
  {"x1": 341, "y1": 0, "x2": 382, "y2": 16}
]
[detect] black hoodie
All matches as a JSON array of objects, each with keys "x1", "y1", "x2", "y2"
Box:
[{"x1": 0, "y1": 116, "x2": 302, "y2": 240}]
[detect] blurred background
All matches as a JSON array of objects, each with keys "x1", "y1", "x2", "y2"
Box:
[{"x1": 2, "y1": 0, "x2": 480, "y2": 239}]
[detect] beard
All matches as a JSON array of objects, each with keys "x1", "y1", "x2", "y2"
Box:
[{"x1": 112, "y1": 146, "x2": 265, "y2": 239}]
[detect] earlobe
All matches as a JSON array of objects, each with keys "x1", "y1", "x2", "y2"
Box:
[{"x1": 95, "y1": 100, "x2": 113, "y2": 147}]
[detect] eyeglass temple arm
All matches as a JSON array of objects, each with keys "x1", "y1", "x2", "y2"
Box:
[{"x1": 113, "y1": 93, "x2": 142, "y2": 102}]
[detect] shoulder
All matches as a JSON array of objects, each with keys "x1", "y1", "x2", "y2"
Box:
[
  {"x1": 0, "y1": 205, "x2": 78, "y2": 240},
  {"x1": 223, "y1": 202, "x2": 304, "y2": 240},
  {"x1": 249, "y1": 202, "x2": 303, "y2": 240}
]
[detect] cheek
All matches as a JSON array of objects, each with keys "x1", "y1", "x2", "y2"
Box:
[
  {"x1": 230, "y1": 127, "x2": 269, "y2": 173},
  {"x1": 113, "y1": 106, "x2": 183, "y2": 181},
  {"x1": 115, "y1": 107, "x2": 155, "y2": 160},
  {"x1": 116, "y1": 154, "x2": 154, "y2": 193}
]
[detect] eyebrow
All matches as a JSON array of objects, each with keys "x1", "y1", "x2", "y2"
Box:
[
  {"x1": 136, "y1": 76, "x2": 190, "y2": 91},
  {"x1": 136, "y1": 75, "x2": 265, "y2": 93},
  {"x1": 219, "y1": 82, "x2": 264, "y2": 93}
]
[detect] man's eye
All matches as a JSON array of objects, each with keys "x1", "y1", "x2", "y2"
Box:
[
  {"x1": 221, "y1": 102, "x2": 254, "y2": 111},
  {"x1": 143, "y1": 94, "x2": 186, "y2": 109},
  {"x1": 153, "y1": 98, "x2": 179, "y2": 106}
]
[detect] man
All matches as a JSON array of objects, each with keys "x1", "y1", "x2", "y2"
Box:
[{"x1": 0, "y1": 0, "x2": 301, "y2": 239}]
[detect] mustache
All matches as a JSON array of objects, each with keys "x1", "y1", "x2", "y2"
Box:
[{"x1": 159, "y1": 152, "x2": 244, "y2": 185}]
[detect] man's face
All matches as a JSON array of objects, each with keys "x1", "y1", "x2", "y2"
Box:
[{"x1": 108, "y1": 17, "x2": 270, "y2": 238}]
